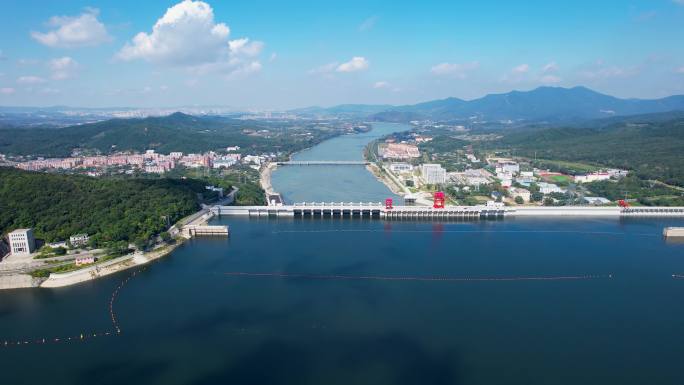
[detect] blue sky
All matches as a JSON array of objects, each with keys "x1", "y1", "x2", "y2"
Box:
[{"x1": 1, "y1": 0, "x2": 683, "y2": 109}]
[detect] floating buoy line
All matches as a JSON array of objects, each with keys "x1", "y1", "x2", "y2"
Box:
[
  {"x1": 1, "y1": 267, "x2": 146, "y2": 348},
  {"x1": 222, "y1": 271, "x2": 614, "y2": 282},
  {"x1": 271, "y1": 229, "x2": 659, "y2": 237},
  {"x1": 6, "y1": 267, "x2": 682, "y2": 347}
]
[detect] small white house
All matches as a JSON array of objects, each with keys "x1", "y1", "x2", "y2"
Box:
[
  {"x1": 509, "y1": 187, "x2": 531, "y2": 202},
  {"x1": 584, "y1": 197, "x2": 611, "y2": 205},
  {"x1": 69, "y1": 234, "x2": 89, "y2": 247}
]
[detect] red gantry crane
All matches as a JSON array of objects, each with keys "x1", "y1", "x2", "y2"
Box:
[{"x1": 433, "y1": 191, "x2": 445, "y2": 209}]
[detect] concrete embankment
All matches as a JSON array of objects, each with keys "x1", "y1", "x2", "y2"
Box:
[
  {"x1": 0, "y1": 274, "x2": 45, "y2": 289},
  {"x1": 40, "y1": 242, "x2": 183, "y2": 288}
]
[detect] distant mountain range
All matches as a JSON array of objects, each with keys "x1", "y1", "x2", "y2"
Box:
[
  {"x1": 294, "y1": 86, "x2": 684, "y2": 123},
  {"x1": 0, "y1": 112, "x2": 277, "y2": 157}
]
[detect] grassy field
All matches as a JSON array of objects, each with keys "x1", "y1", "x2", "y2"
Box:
[
  {"x1": 530, "y1": 158, "x2": 601, "y2": 174},
  {"x1": 545, "y1": 175, "x2": 573, "y2": 184}
]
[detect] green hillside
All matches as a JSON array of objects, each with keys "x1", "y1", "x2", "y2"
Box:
[
  {"x1": 495, "y1": 117, "x2": 684, "y2": 186},
  {"x1": 0, "y1": 167, "x2": 212, "y2": 246},
  {"x1": 0, "y1": 112, "x2": 336, "y2": 157}
]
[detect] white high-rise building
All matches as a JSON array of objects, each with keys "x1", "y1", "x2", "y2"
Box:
[
  {"x1": 9, "y1": 228, "x2": 35, "y2": 255},
  {"x1": 421, "y1": 164, "x2": 447, "y2": 185}
]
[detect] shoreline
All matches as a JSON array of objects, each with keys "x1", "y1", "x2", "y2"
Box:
[
  {"x1": 0, "y1": 241, "x2": 186, "y2": 290},
  {"x1": 260, "y1": 162, "x2": 278, "y2": 196},
  {"x1": 39, "y1": 240, "x2": 185, "y2": 288},
  {"x1": 366, "y1": 163, "x2": 407, "y2": 196},
  {"x1": 0, "y1": 204, "x2": 217, "y2": 290}
]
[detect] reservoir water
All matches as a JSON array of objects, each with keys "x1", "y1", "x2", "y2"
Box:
[{"x1": 1, "y1": 123, "x2": 684, "y2": 385}]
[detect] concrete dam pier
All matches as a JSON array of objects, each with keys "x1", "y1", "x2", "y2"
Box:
[{"x1": 212, "y1": 204, "x2": 684, "y2": 220}]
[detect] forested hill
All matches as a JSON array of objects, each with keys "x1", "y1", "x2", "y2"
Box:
[
  {"x1": 0, "y1": 167, "x2": 213, "y2": 246},
  {"x1": 494, "y1": 116, "x2": 684, "y2": 186},
  {"x1": 0, "y1": 112, "x2": 324, "y2": 157}
]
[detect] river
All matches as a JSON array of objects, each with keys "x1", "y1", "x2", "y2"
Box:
[
  {"x1": 270, "y1": 122, "x2": 412, "y2": 203},
  {"x1": 1, "y1": 123, "x2": 684, "y2": 385}
]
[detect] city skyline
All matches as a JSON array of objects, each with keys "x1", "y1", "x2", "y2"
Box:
[{"x1": 1, "y1": 0, "x2": 684, "y2": 109}]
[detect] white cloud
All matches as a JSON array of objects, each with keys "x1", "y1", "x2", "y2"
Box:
[
  {"x1": 359, "y1": 16, "x2": 378, "y2": 32},
  {"x1": 269, "y1": 53, "x2": 277, "y2": 62},
  {"x1": 48, "y1": 57, "x2": 79, "y2": 80},
  {"x1": 17, "y1": 76, "x2": 47, "y2": 85},
  {"x1": 373, "y1": 81, "x2": 390, "y2": 89},
  {"x1": 17, "y1": 59, "x2": 39, "y2": 67},
  {"x1": 226, "y1": 61, "x2": 262, "y2": 79},
  {"x1": 117, "y1": 0, "x2": 230, "y2": 65},
  {"x1": 540, "y1": 75, "x2": 562, "y2": 84},
  {"x1": 117, "y1": 1, "x2": 263, "y2": 78},
  {"x1": 39, "y1": 87, "x2": 61, "y2": 95},
  {"x1": 336, "y1": 57, "x2": 369, "y2": 72},
  {"x1": 0, "y1": 50, "x2": 7, "y2": 61},
  {"x1": 673, "y1": 0, "x2": 684, "y2": 5},
  {"x1": 676, "y1": 66, "x2": 684, "y2": 74},
  {"x1": 578, "y1": 61, "x2": 638, "y2": 79},
  {"x1": 430, "y1": 61, "x2": 480, "y2": 78},
  {"x1": 542, "y1": 61, "x2": 559, "y2": 73},
  {"x1": 0, "y1": 87, "x2": 15, "y2": 95},
  {"x1": 228, "y1": 38, "x2": 264, "y2": 58},
  {"x1": 512, "y1": 63, "x2": 530, "y2": 74},
  {"x1": 31, "y1": 8, "x2": 111, "y2": 48},
  {"x1": 309, "y1": 62, "x2": 339, "y2": 75},
  {"x1": 635, "y1": 11, "x2": 657, "y2": 22},
  {"x1": 500, "y1": 63, "x2": 533, "y2": 83}
]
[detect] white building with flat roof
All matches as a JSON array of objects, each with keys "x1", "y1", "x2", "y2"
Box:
[
  {"x1": 421, "y1": 164, "x2": 447, "y2": 185},
  {"x1": 538, "y1": 182, "x2": 565, "y2": 195},
  {"x1": 389, "y1": 163, "x2": 414, "y2": 173},
  {"x1": 9, "y1": 228, "x2": 35, "y2": 255},
  {"x1": 69, "y1": 233, "x2": 89, "y2": 247}
]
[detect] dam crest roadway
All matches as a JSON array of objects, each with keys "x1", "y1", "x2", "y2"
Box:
[{"x1": 212, "y1": 204, "x2": 684, "y2": 219}]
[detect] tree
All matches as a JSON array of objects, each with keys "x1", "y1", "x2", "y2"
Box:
[
  {"x1": 160, "y1": 231, "x2": 172, "y2": 243},
  {"x1": 514, "y1": 196, "x2": 524, "y2": 204},
  {"x1": 531, "y1": 192, "x2": 544, "y2": 202}
]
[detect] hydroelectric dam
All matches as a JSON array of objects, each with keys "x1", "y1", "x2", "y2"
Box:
[{"x1": 211, "y1": 203, "x2": 684, "y2": 220}]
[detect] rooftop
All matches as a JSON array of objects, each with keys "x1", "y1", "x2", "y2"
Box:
[{"x1": 9, "y1": 228, "x2": 32, "y2": 234}]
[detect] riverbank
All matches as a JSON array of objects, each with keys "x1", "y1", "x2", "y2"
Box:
[
  {"x1": 0, "y1": 201, "x2": 219, "y2": 290},
  {"x1": 366, "y1": 163, "x2": 408, "y2": 196},
  {"x1": 40, "y1": 240, "x2": 185, "y2": 288},
  {"x1": 260, "y1": 162, "x2": 278, "y2": 195}
]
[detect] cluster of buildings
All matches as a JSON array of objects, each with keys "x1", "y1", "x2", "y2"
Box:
[
  {"x1": 14, "y1": 146, "x2": 274, "y2": 175},
  {"x1": 380, "y1": 143, "x2": 421, "y2": 160},
  {"x1": 383, "y1": 149, "x2": 629, "y2": 206},
  {"x1": 1, "y1": 228, "x2": 95, "y2": 263},
  {"x1": 575, "y1": 170, "x2": 629, "y2": 183}
]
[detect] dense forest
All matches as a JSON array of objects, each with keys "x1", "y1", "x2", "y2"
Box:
[
  {"x1": 164, "y1": 165, "x2": 266, "y2": 206},
  {"x1": 0, "y1": 112, "x2": 339, "y2": 158},
  {"x1": 0, "y1": 167, "x2": 214, "y2": 246},
  {"x1": 493, "y1": 116, "x2": 684, "y2": 186}
]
